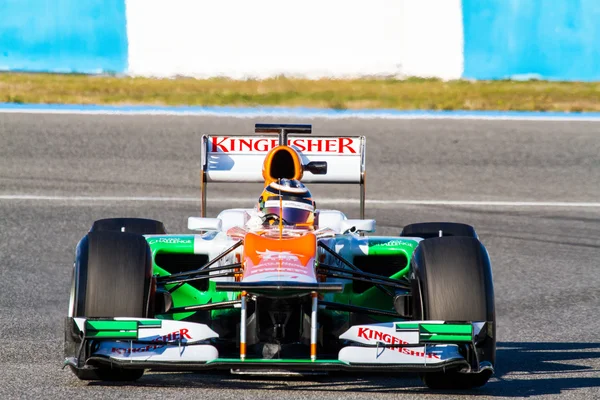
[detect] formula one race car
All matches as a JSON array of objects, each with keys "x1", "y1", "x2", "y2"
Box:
[{"x1": 64, "y1": 124, "x2": 495, "y2": 390}]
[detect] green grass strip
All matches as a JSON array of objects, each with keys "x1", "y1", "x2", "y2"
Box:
[{"x1": 2, "y1": 72, "x2": 600, "y2": 112}]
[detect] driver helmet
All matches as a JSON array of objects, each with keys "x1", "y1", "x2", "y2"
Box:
[{"x1": 258, "y1": 179, "x2": 315, "y2": 226}]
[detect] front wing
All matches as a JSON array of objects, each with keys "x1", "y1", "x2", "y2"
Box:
[{"x1": 64, "y1": 317, "x2": 492, "y2": 374}]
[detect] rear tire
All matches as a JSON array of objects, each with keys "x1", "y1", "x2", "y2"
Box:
[
  {"x1": 411, "y1": 236, "x2": 495, "y2": 389},
  {"x1": 90, "y1": 217, "x2": 167, "y2": 235},
  {"x1": 69, "y1": 231, "x2": 153, "y2": 381},
  {"x1": 400, "y1": 222, "x2": 477, "y2": 239}
]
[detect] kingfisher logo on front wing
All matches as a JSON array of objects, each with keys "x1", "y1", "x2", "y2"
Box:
[
  {"x1": 355, "y1": 327, "x2": 440, "y2": 359},
  {"x1": 110, "y1": 329, "x2": 192, "y2": 355}
]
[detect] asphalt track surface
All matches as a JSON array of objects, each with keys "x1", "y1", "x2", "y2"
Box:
[{"x1": 0, "y1": 113, "x2": 599, "y2": 399}]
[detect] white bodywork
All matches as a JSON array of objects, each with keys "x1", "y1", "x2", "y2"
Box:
[
  {"x1": 187, "y1": 208, "x2": 376, "y2": 266},
  {"x1": 79, "y1": 318, "x2": 467, "y2": 366},
  {"x1": 189, "y1": 209, "x2": 370, "y2": 235},
  {"x1": 338, "y1": 322, "x2": 462, "y2": 365},
  {"x1": 203, "y1": 136, "x2": 365, "y2": 184},
  {"x1": 75, "y1": 318, "x2": 220, "y2": 363},
  {"x1": 73, "y1": 317, "x2": 220, "y2": 343}
]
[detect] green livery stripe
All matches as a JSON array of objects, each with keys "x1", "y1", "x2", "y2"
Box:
[
  {"x1": 85, "y1": 320, "x2": 137, "y2": 331},
  {"x1": 83, "y1": 320, "x2": 164, "y2": 339},
  {"x1": 138, "y1": 320, "x2": 162, "y2": 328},
  {"x1": 85, "y1": 320, "x2": 138, "y2": 339},
  {"x1": 420, "y1": 334, "x2": 473, "y2": 342},
  {"x1": 86, "y1": 330, "x2": 138, "y2": 339},
  {"x1": 395, "y1": 323, "x2": 419, "y2": 330},
  {"x1": 419, "y1": 323, "x2": 473, "y2": 343},
  {"x1": 208, "y1": 358, "x2": 347, "y2": 364},
  {"x1": 395, "y1": 322, "x2": 474, "y2": 342},
  {"x1": 419, "y1": 324, "x2": 472, "y2": 335}
]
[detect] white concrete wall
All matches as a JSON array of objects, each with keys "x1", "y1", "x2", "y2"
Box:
[
  {"x1": 397, "y1": 0, "x2": 463, "y2": 80},
  {"x1": 126, "y1": 0, "x2": 463, "y2": 79}
]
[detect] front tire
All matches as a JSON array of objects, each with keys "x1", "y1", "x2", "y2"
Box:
[
  {"x1": 69, "y1": 231, "x2": 154, "y2": 381},
  {"x1": 90, "y1": 217, "x2": 167, "y2": 235},
  {"x1": 401, "y1": 222, "x2": 477, "y2": 239},
  {"x1": 411, "y1": 236, "x2": 495, "y2": 389}
]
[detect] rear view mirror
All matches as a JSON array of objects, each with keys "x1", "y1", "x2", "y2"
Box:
[
  {"x1": 340, "y1": 219, "x2": 376, "y2": 233},
  {"x1": 304, "y1": 161, "x2": 328, "y2": 175},
  {"x1": 188, "y1": 217, "x2": 222, "y2": 231}
]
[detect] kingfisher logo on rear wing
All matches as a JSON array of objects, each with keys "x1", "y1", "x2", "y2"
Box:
[
  {"x1": 209, "y1": 136, "x2": 360, "y2": 154},
  {"x1": 202, "y1": 135, "x2": 364, "y2": 183}
]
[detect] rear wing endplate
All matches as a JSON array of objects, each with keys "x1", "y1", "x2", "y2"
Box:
[{"x1": 200, "y1": 124, "x2": 366, "y2": 218}]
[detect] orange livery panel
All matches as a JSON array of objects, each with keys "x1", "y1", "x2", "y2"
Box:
[{"x1": 242, "y1": 232, "x2": 317, "y2": 283}]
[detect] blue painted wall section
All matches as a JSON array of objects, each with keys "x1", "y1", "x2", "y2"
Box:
[
  {"x1": 463, "y1": 0, "x2": 600, "y2": 81},
  {"x1": 0, "y1": 0, "x2": 128, "y2": 74}
]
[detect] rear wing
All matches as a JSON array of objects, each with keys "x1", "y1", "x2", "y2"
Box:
[{"x1": 200, "y1": 124, "x2": 366, "y2": 218}]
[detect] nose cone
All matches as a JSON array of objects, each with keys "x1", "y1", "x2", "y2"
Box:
[{"x1": 242, "y1": 232, "x2": 317, "y2": 284}]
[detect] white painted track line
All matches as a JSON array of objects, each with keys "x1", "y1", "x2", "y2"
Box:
[{"x1": 2, "y1": 194, "x2": 600, "y2": 207}]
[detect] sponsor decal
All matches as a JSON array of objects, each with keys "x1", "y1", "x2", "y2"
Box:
[
  {"x1": 369, "y1": 240, "x2": 415, "y2": 248},
  {"x1": 153, "y1": 328, "x2": 192, "y2": 342},
  {"x1": 247, "y1": 266, "x2": 305, "y2": 275},
  {"x1": 209, "y1": 136, "x2": 359, "y2": 154},
  {"x1": 147, "y1": 237, "x2": 192, "y2": 245},
  {"x1": 110, "y1": 329, "x2": 192, "y2": 355},
  {"x1": 256, "y1": 249, "x2": 306, "y2": 261},
  {"x1": 111, "y1": 344, "x2": 163, "y2": 355},
  {"x1": 264, "y1": 200, "x2": 314, "y2": 211},
  {"x1": 245, "y1": 250, "x2": 315, "y2": 278},
  {"x1": 246, "y1": 262, "x2": 312, "y2": 276},
  {"x1": 357, "y1": 327, "x2": 440, "y2": 359}
]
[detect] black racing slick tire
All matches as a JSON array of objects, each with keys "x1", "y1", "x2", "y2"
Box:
[
  {"x1": 400, "y1": 222, "x2": 477, "y2": 239},
  {"x1": 69, "y1": 231, "x2": 154, "y2": 381},
  {"x1": 411, "y1": 236, "x2": 495, "y2": 390},
  {"x1": 90, "y1": 217, "x2": 167, "y2": 235}
]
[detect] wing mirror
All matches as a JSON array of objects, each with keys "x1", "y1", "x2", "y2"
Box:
[
  {"x1": 304, "y1": 161, "x2": 327, "y2": 175},
  {"x1": 188, "y1": 217, "x2": 222, "y2": 231},
  {"x1": 340, "y1": 219, "x2": 376, "y2": 233}
]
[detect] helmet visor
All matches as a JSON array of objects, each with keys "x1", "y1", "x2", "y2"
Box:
[{"x1": 263, "y1": 199, "x2": 313, "y2": 225}]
